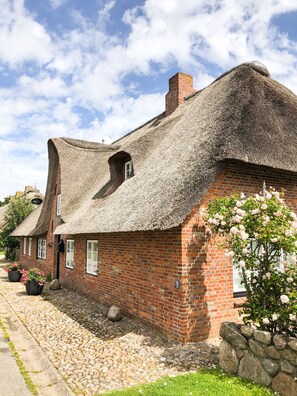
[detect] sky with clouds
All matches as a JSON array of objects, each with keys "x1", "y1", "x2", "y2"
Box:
[{"x1": 1, "y1": 0, "x2": 297, "y2": 200}]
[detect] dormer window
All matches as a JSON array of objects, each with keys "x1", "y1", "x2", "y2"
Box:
[
  {"x1": 124, "y1": 160, "x2": 133, "y2": 180},
  {"x1": 96, "y1": 151, "x2": 134, "y2": 198}
]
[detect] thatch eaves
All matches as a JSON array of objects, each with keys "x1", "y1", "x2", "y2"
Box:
[{"x1": 10, "y1": 204, "x2": 43, "y2": 237}]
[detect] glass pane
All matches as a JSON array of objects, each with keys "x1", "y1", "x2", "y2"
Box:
[{"x1": 233, "y1": 266, "x2": 246, "y2": 292}]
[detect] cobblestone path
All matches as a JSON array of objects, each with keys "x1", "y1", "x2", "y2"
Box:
[{"x1": 0, "y1": 261, "x2": 219, "y2": 395}]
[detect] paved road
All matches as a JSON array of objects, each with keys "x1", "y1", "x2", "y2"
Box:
[{"x1": 0, "y1": 326, "x2": 31, "y2": 396}]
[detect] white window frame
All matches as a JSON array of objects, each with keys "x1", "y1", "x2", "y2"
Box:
[
  {"x1": 23, "y1": 237, "x2": 27, "y2": 255},
  {"x1": 124, "y1": 160, "x2": 133, "y2": 180},
  {"x1": 57, "y1": 194, "x2": 61, "y2": 216},
  {"x1": 86, "y1": 240, "x2": 98, "y2": 275},
  {"x1": 66, "y1": 239, "x2": 74, "y2": 269},
  {"x1": 233, "y1": 242, "x2": 296, "y2": 294},
  {"x1": 28, "y1": 238, "x2": 32, "y2": 256},
  {"x1": 37, "y1": 239, "x2": 46, "y2": 259}
]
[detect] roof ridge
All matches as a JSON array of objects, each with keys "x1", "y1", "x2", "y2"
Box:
[{"x1": 57, "y1": 137, "x2": 119, "y2": 151}]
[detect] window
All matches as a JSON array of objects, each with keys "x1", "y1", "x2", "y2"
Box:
[
  {"x1": 233, "y1": 241, "x2": 296, "y2": 296},
  {"x1": 23, "y1": 238, "x2": 27, "y2": 255},
  {"x1": 124, "y1": 160, "x2": 133, "y2": 180},
  {"x1": 66, "y1": 240, "x2": 74, "y2": 269},
  {"x1": 57, "y1": 194, "x2": 61, "y2": 216},
  {"x1": 37, "y1": 239, "x2": 46, "y2": 259},
  {"x1": 86, "y1": 240, "x2": 98, "y2": 275},
  {"x1": 28, "y1": 238, "x2": 32, "y2": 256}
]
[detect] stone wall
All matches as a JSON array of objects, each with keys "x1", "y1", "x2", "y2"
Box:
[{"x1": 219, "y1": 322, "x2": 297, "y2": 396}]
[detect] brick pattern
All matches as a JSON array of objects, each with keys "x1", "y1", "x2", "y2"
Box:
[
  {"x1": 18, "y1": 159, "x2": 297, "y2": 343},
  {"x1": 165, "y1": 72, "x2": 196, "y2": 116},
  {"x1": 181, "y1": 160, "x2": 297, "y2": 341},
  {"x1": 59, "y1": 229, "x2": 186, "y2": 341}
]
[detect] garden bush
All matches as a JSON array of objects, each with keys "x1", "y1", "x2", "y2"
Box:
[{"x1": 205, "y1": 188, "x2": 297, "y2": 336}]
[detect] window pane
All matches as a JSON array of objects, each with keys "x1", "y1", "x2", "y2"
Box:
[{"x1": 233, "y1": 267, "x2": 245, "y2": 292}]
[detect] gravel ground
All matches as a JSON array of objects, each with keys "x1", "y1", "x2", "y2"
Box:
[{"x1": 0, "y1": 261, "x2": 219, "y2": 395}]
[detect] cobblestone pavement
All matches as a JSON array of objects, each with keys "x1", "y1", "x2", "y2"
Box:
[{"x1": 0, "y1": 261, "x2": 219, "y2": 395}]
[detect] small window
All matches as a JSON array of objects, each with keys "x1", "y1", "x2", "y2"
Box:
[
  {"x1": 124, "y1": 160, "x2": 133, "y2": 180},
  {"x1": 66, "y1": 240, "x2": 74, "y2": 269},
  {"x1": 86, "y1": 240, "x2": 98, "y2": 275},
  {"x1": 233, "y1": 241, "x2": 296, "y2": 296},
  {"x1": 23, "y1": 237, "x2": 27, "y2": 255},
  {"x1": 57, "y1": 194, "x2": 61, "y2": 216},
  {"x1": 37, "y1": 239, "x2": 46, "y2": 259},
  {"x1": 28, "y1": 238, "x2": 32, "y2": 256}
]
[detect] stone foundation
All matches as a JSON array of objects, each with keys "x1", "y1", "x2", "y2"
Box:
[{"x1": 219, "y1": 322, "x2": 297, "y2": 396}]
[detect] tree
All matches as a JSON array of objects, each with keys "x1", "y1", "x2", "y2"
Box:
[
  {"x1": 0, "y1": 198, "x2": 34, "y2": 260},
  {"x1": 0, "y1": 196, "x2": 10, "y2": 207},
  {"x1": 206, "y1": 188, "x2": 297, "y2": 337}
]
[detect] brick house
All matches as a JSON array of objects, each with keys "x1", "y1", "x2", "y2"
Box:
[{"x1": 12, "y1": 62, "x2": 297, "y2": 343}]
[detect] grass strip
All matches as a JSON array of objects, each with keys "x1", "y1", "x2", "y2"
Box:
[
  {"x1": 0, "y1": 317, "x2": 38, "y2": 396},
  {"x1": 103, "y1": 368, "x2": 274, "y2": 396}
]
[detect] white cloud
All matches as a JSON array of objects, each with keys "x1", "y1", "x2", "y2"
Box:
[
  {"x1": 0, "y1": 0, "x2": 53, "y2": 67},
  {"x1": 50, "y1": 0, "x2": 67, "y2": 10},
  {"x1": 18, "y1": 74, "x2": 68, "y2": 98}
]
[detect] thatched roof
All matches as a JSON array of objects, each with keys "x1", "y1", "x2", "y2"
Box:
[
  {"x1": 12, "y1": 62, "x2": 297, "y2": 236},
  {"x1": 1, "y1": 188, "x2": 44, "y2": 234},
  {"x1": 11, "y1": 205, "x2": 43, "y2": 237}
]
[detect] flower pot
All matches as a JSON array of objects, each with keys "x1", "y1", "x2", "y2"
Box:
[
  {"x1": 25, "y1": 280, "x2": 44, "y2": 295},
  {"x1": 8, "y1": 270, "x2": 22, "y2": 282}
]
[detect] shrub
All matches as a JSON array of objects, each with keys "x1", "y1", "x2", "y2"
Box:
[{"x1": 205, "y1": 188, "x2": 297, "y2": 336}]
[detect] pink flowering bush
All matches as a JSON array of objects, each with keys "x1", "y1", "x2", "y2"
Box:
[
  {"x1": 5, "y1": 262, "x2": 22, "y2": 272},
  {"x1": 206, "y1": 188, "x2": 297, "y2": 337},
  {"x1": 21, "y1": 268, "x2": 46, "y2": 287}
]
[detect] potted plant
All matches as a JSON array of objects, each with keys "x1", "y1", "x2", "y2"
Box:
[
  {"x1": 21, "y1": 268, "x2": 46, "y2": 295},
  {"x1": 5, "y1": 263, "x2": 22, "y2": 282}
]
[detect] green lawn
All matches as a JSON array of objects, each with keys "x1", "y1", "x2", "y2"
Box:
[{"x1": 103, "y1": 368, "x2": 273, "y2": 396}]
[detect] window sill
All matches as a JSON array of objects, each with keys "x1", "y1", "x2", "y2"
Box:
[
  {"x1": 86, "y1": 272, "x2": 97, "y2": 277},
  {"x1": 233, "y1": 291, "x2": 246, "y2": 298}
]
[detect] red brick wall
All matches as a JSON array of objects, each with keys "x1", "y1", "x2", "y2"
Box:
[
  {"x1": 19, "y1": 235, "x2": 54, "y2": 276},
  {"x1": 181, "y1": 160, "x2": 297, "y2": 342},
  {"x1": 165, "y1": 73, "x2": 196, "y2": 116},
  {"x1": 59, "y1": 229, "x2": 188, "y2": 341}
]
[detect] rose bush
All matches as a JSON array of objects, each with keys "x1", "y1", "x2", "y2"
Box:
[{"x1": 205, "y1": 188, "x2": 297, "y2": 336}]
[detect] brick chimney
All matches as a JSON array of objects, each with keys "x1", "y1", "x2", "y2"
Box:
[{"x1": 165, "y1": 72, "x2": 196, "y2": 116}]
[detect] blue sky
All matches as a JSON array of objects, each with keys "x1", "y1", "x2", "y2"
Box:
[{"x1": 1, "y1": 0, "x2": 297, "y2": 200}]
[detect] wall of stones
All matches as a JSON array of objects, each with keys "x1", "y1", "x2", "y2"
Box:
[{"x1": 219, "y1": 322, "x2": 297, "y2": 396}]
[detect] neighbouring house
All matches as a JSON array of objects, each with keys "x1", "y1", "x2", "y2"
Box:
[
  {"x1": 0, "y1": 185, "x2": 44, "y2": 232},
  {"x1": 11, "y1": 62, "x2": 297, "y2": 343}
]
